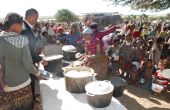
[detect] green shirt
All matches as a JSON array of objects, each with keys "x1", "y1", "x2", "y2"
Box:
[{"x1": 0, "y1": 36, "x2": 37, "y2": 87}]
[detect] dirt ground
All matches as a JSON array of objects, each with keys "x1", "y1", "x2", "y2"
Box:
[{"x1": 117, "y1": 85, "x2": 170, "y2": 110}]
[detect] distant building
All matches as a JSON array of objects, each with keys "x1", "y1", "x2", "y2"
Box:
[{"x1": 83, "y1": 12, "x2": 123, "y2": 26}]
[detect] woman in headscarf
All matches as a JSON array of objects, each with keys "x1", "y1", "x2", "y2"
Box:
[{"x1": 0, "y1": 13, "x2": 39, "y2": 110}]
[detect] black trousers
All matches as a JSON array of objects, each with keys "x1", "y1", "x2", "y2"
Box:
[{"x1": 30, "y1": 74, "x2": 36, "y2": 100}]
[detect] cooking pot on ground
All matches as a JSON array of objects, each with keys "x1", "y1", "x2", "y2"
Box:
[
  {"x1": 64, "y1": 66, "x2": 95, "y2": 93},
  {"x1": 85, "y1": 80, "x2": 114, "y2": 108},
  {"x1": 111, "y1": 77, "x2": 126, "y2": 97}
]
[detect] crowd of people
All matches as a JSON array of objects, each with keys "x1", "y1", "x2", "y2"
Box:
[{"x1": 0, "y1": 8, "x2": 170, "y2": 110}]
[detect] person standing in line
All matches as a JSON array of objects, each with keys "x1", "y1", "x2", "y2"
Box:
[
  {"x1": 21, "y1": 8, "x2": 48, "y2": 105},
  {"x1": 0, "y1": 12, "x2": 40, "y2": 110}
]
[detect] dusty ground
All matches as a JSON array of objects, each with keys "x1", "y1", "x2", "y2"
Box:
[
  {"x1": 117, "y1": 85, "x2": 170, "y2": 110},
  {"x1": 105, "y1": 70, "x2": 170, "y2": 110}
]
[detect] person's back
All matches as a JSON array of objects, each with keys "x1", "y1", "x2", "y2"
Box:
[
  {"x1": 0, "y1": 34, "x2": 36, "y2": 87},
  {"x1": 0, "y1": 12, "x2": 38, "y2": 110}
]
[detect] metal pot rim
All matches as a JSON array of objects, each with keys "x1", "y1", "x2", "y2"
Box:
[
  {"x1": 43, "y1": 55, "x2": 63, "y2": 61},
  {"x1": 85, "y1": 80, "x2": 114, "y2": 95},
  {"x1": 64, "y1": 67, "x2": 95, "y2": 78},
  {"x1": 62, "y1": 45, "x2": 77, "y2": 52}
]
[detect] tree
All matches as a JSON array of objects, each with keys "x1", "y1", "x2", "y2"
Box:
[
  {"x1": 55, "y1": 9, "x2": 79, "y2": 24},
  {"x1": 105, "y1": 0, "x2": 170, "y2": 11}
]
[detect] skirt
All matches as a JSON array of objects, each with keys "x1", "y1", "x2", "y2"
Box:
[
  {"x1": 0, "y1": 84, "x2": 3, "y2": 96},
  {"x1": 86, "y1": 54, "x2": 108, "y2": 80},
  {"x1": 0, "y1": 84, "x2": 33, "y2": 110}
]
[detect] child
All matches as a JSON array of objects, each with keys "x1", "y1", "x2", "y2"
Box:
[
  {"x1": 149, "y1": 37, "x2": 165, "y2": 66},
  {"x1": 139, "y1": 59, "x2": 153, "y2": 90},
  {"x1": 132, "y1": 40, "x2": 143, "y2": 62},
  {"x1": 56, "y1": 27, "x2": 68, "y2": 45},
  {"x1": 107, "y1": 37, "x2": 120, "y2": 76},
  {"x1": 130, "y1": 61, "x2": 140, "y2": 84},
  {"x1": 120, "y1": 33, "x2": 133, "y2": 78}
]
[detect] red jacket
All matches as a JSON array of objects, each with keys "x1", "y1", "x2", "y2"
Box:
[
  {"x1": 133, "y1": 31, "x2": 141, "y2": 38},
  {"x1": 92, "y1": 26, "x2": 117, "y2": 53}
]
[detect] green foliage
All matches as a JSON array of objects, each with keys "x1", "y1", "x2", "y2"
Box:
[
  {"x1": 105, "y1": 0, "x2": 170, "y2": 11},
  {"x1": 55, "y1": 9, "x2": 79, "y2": 24}
]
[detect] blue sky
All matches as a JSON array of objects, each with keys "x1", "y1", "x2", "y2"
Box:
[{"x1": 0, "y1": 0, "x2": 169, "y2": 18}]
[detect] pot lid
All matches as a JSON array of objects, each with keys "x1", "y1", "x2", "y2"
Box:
[
  {"x1": 43, "y1": 55, "x2": 63, "y2": 61},
  {"x1": 62, "y1": 45, "x2": 76, "y2": 52},
  {"x1": 85, "y1": 81, "x2": 114, "y2": 95},
  {"x1": 65, "y1": 70, "x2": 94, "y2": 78}
]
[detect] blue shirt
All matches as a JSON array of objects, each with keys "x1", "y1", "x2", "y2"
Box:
[{"x1": 68, "y1": 32, "x2": 82, "y2": 47}]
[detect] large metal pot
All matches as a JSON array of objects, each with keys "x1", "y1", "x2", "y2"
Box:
[
  {"x1": 64, "y1": 66, "x2": 95, "y2": 93},
  {"x1": 44, "y1": 55, "x2": 63, "y2": 76},
  {"x1": 85, "y1": 80, "x2": 114, "y2": 108},
  {"x1": 62, "y1": 45, "x2": 77, "y2": 60}
]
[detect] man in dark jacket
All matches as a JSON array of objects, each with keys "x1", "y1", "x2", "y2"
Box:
[{"x1": 22, "y1": 8, "x2": 48, "y2": 104}]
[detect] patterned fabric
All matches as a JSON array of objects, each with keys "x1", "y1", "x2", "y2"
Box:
[
  {"x1": 0, "y1": 84, "x2": 33, "y2": 110},
  {"x1": 84, "y1": 38, "x2": 99, "y2": 55},
  {"x1": 0, "y1": 84, "x2": 3, "y2": 96}
]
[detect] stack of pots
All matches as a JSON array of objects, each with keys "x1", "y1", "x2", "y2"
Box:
[{"x1": 62, "y1": 45, "x2": 77, "y2": 60}]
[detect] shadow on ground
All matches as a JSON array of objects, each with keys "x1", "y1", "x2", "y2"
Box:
[
  {"x1": 40, "y1": 83, "x2": 63, "y2": 110},
  {"x1": 119, "y1": 94, "x2": 170, "y2": 110}
]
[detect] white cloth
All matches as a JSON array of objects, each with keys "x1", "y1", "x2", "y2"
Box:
[
  {"x1": 102, "y1": 33, "x2": 116, "y2": 50},
  {"x1": 40, "y1": 78, "x2": 127, "y2": 110}
]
